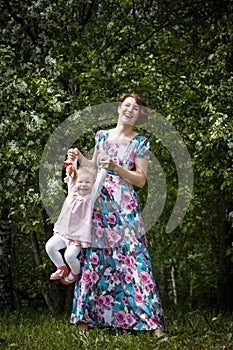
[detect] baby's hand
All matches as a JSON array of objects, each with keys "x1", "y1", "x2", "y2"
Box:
[{"x1": 66, "y1": 165, "x2": 75, "y2": 176}]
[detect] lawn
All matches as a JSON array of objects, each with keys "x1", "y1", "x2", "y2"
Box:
[{"x1": 0, "y1": 308, "x2": 232, "y2": 349}]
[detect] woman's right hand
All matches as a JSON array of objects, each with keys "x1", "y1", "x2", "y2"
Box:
[
  {"x1": 67, "y1": 148, "x2": 79, "y2": 161},
  {"x1": 99, "y1": 156, "x2": 116, "y2": 171}
]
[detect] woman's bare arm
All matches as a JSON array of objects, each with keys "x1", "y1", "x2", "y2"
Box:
[{"x1": 68, "y1": 148, "x2": 97, "y2": 169}]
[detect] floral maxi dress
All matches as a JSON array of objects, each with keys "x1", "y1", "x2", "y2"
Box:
[{"x1": 70, "y1": 130, "x2": 165, "y2": 331}]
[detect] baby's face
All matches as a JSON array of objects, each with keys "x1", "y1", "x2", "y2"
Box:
[{"x1": 76, "y1": 173, "x2": 94, "y2": 196}]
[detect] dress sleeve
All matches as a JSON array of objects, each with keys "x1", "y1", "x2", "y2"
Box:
[
  {"x1": 94, "y1": 130, "x2": 104, "y2": 152},
  {"x1": 67, "y1": 175, "x2": 76, "y2": 194},
  {"x1": 135, "y1": 136, "x2": 150, "y2": 160}
]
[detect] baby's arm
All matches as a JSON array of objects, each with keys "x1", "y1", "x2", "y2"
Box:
[
  {"x1": 66, "y1": 175, "x2": 76, "y2": 194},
  {"x1": 64, "y1": 165, "x2": 77, "y2": 193},
  {"x1": 91, "y1": 169, "x2": 107, "y2": 202}
]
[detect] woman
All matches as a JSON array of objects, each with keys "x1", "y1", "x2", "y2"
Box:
[{"x1": 69, "y1": 93, "x2": 165, "y2": 337}]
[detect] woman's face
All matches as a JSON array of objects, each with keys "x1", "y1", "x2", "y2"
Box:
[{"x1": 118, "y1": 97, "x2": 140, "y2": 126}]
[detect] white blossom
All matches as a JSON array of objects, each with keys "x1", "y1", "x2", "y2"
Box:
[
  {"x1": 18, "y1": 80, "x2": 28, "y2": 92},
  {"x1": 9, "y1": 140, "x2": 18, "y2": 152},
  {"x1": 26, "y1": 188, "x2": 40, "y2": 203},
  {"x1": 45, "y1": 55, "x2": 57, "y2": 65}
]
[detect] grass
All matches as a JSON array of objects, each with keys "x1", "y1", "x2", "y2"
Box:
[{"x1": 0, "y1": 308, "x2": 232, "y2": 349}]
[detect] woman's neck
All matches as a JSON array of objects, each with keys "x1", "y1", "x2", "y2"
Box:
[{"x1": 109, "y1": 124, "x2": 138, "y2": 140}]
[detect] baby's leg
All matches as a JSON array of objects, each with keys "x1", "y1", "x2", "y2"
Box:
[
  {"x1": 45, "y1": 234, "x2": 67, "y2": 267},
  {"x1": 64, "y1": 245, "x2": 81, "y2": 275}
]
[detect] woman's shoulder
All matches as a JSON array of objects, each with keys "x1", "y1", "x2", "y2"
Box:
[
  {"x1": 95, "y1": 129, "x2": 109, "y2": 141},
  {"x1": 133, "y1": 134, "x2": 149, "y2": 143}
]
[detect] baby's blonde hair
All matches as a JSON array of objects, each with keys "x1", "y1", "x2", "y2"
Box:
[{"x1": 75, "y1": 166, "x2": 96, "y2": 184}]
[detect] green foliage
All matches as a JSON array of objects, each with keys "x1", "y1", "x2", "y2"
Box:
[{"x1": 0, "y1": 0, "x2": 233, "y2": 311}]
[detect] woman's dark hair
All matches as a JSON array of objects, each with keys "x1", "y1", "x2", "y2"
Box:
[{"x1": 119, "y1": 93, "x2": 149, "y2": 125}]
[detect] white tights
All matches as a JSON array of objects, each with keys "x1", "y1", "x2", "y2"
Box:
[{"x1": 45, "y1": 235, "x2": 81, "y2": 275}]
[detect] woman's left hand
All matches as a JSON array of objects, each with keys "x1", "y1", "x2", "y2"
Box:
[{"x1": 99, "y1": 156, "x2": 116, "y2": 171}]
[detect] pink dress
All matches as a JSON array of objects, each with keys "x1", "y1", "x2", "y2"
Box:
[{"x1": 54, "y1": 169, "x2": 106, "y2": 248}]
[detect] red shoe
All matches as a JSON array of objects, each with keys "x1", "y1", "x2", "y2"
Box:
[
  {"x1": 50, "y1": 266, "x2": 69, "y2": 280},
  {"x1": 61, "y1": 271, "x2": 78, "y2": 285}
]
